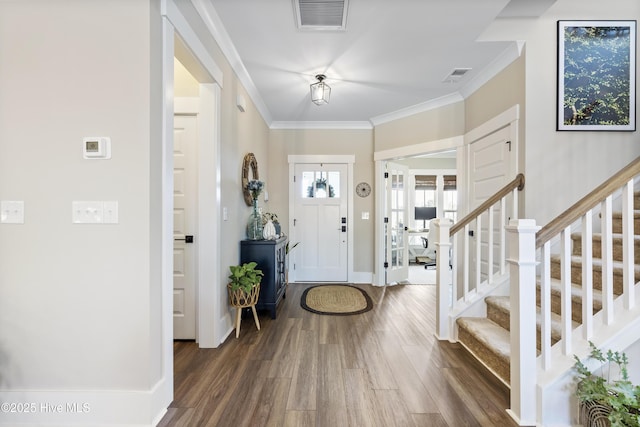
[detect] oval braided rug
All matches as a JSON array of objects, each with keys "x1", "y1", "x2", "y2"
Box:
[{"x1": 300, "y1": 285, "x2": 373, "y2": 315}]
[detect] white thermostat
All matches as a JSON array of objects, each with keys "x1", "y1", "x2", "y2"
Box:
[{"x1": 83, "y1": 137, "x2": 111, "y2": 159}]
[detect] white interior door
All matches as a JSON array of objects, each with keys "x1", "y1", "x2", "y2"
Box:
[
  {"x1": 385, "y1": 162, "x2": 409, "y2": 284},
  {"x1": 293, "y1": 163, "x2": 348, "y2": 282},
  {"x1": 468, "y1": 126, "x2": 514, "y2": 282},
  {"x1": 173, "y1": 115, "x2": 197, "y2": 339}
]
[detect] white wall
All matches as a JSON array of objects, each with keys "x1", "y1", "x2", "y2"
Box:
[
  {"x1": 482, "y1": 0, "x2": 640, "y2": 224},
  {"x1": 0, "y1": 1, "x2": 169, "y2": 425}
]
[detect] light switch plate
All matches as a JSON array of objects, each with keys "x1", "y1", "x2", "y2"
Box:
[
  {"x1": 103, "y1": 201, "x2": 119, "y2": 224},
  {"x1": 1, "y1": 200, "x2": 24, "y2": 224},
  {"x1": 72, "y1": 201, "x2": 103, "y2": 224}
]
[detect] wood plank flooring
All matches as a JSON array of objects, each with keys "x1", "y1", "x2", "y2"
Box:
[{"x1": 158, "y1": 283, "x2": 519, "y2": 427}]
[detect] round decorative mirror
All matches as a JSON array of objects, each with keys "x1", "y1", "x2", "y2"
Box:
[{"x1": 242, "y1": 153, "x2": 259, "y2": 206}]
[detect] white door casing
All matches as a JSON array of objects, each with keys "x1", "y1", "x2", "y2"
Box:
[
  {"x1": 385, "y1": 162, "x2": 410, "y2": 284},
  {"x1": 372, "y1": 136, "x2": 464, "y2": 286},
  {"x1": 292, "y1": 163, "x2": 348, "y2": 282},
  {"x1": 173, "y1": 115, "x2": 198, "y2": 339}
]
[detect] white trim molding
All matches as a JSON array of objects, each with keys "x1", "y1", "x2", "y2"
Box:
[
  {"x1": 374, "y1": 136, "x2": 464, "y2": 161},
  {"x1": 287, "y1": 155, "x2": 356, "y2": 283},
  {"x1": 370, "y1": 93, "x2": 464, "y2": 127},
  {"x1": 271, "y1": 121, "x2": 373, "y2": 130}
]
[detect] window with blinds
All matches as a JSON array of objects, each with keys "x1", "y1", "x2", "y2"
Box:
[{"x1": 413, "y1": 173, "x2": 458, "y2": 227}]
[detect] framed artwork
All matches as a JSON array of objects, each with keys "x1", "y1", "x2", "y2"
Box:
[{"x1": 557, "y1": 20, "x2": 637, "y2": 131}]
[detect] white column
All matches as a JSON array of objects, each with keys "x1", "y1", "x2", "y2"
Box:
[
  {"x1": 506, "y1": 219, "x2": 540, "y2": 426},
  {"x1": 434, "y1": 218, "x2": 453, "y2": 341}
]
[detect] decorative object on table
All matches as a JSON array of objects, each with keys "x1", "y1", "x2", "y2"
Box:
[
  {"x1": 573, "y1": 341, "x2": 640, "y2": 426},
  {"x1": 227, "y1": 262, "x2": 263, "y2": 338},
  {"x1": 241, "y1": 153, "x2": 260, "y2": 206},
  {"x1": 356, "y1": 181, "x2": 371, "y2": 197},
  {"x1": 246, "y1": 179, "x2": 264, "y2": 240},
  {"x1": 557, "y1": 20, "x2": 636, "y2": 131},
  {"x1": 262, "y1": 212, "x2": 280, "y2": 237},
  {"x1": 301, "y1": 285, "x2": 373, "y2": 316},
  {"x1": 262, "y1": 218, "x2": 277, "y2": 240}
]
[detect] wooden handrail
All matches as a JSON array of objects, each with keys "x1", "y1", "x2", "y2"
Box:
[
  {"x1": 450, "y1": 173, "x2": 525, "y2": 236},
  {"x1": 536, "y1": 156, "x2": 640, "y2": 248}
]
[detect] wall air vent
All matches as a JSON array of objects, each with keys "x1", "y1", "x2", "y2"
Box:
[
  {"x1": 293, "y1": 0, "x2": 348, "y2": 31},
  {"x1": 442, "y1": 68, "x2": 472, "y2": 83}
]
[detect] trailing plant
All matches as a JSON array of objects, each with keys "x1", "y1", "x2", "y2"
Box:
[
  {"x1": 573, "y1": 341, "x2": 640, "y2": 427},
  {"x1": 228, "y1": 262, "x2": 263, "y2": 293}
]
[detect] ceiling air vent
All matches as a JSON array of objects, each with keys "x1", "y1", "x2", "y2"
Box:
[
  {"x1": 293, "y1": 0, "x2": 349, "y2": 31},
  {"x1": 443, "y1": 68, "x2": 472, "y2": 83}
]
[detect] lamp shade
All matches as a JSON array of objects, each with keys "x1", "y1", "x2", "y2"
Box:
[{"x1": 310, "y1": 74, "x2": 331, "y2": 105}]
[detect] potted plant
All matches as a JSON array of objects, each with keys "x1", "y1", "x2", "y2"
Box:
[
  {"x1": 573, "y1": 341, "x2": 640, "y2": 427},
  {"x1": 228, "y1": 262, "x2": 264, "y2": 338}
]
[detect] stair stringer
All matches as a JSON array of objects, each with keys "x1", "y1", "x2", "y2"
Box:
[
  {"x1": 449, "y1": 272, "x2": 510, "y2": 342},
  {"x1": 536, "y1": 281, "x2": 640, "y2": 427}
]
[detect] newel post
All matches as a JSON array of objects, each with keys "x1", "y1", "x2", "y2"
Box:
[
  {"x1": 506, "y1": 219, "x2": 539, "y2": 426},
  {"x1": 434, "y1": 218, "x2": 453, "y2": 341}
]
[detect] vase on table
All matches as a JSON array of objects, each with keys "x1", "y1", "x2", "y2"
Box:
[{"x1": 247, "y1": 199, "x2": 263, "y2": 240}]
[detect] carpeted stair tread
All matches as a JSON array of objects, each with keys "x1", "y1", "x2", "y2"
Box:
[
  {"x1": 611, "y1": 210, "x2": 640, "y2": 233},
  {"x1": 486, "y1": 296, "x2": 575, "y2": 345},
  {"x1": 549, "y1": 254, "x2": 640, "y2": 293},
  {"x1": 570, "y1": 232, "x2": 640, "y2": 263},
  {"x1": 541, "y1": 277, "x2": 604, "y2": 308},
  {"x1": 457, "y1": 317, "x2": 510, "y2": 362},
  {"x1": 538, "y1": 277, "x2": 606, "y2": 323}
]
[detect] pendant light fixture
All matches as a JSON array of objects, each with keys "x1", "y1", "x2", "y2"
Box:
[{"x1": 310, "y1": 74, "x2": 331, "y2": 105}]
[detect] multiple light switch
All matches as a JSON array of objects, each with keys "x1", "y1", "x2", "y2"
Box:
[
  {"x1": 0, "y1": 201, "x2": 25, "y2": 224},
  {"x1": 72, "y1": 201, "x2": 118, "y2": 224},
  {"x1": 1, "y1": 201, "x2": 119, "y2": 225}
]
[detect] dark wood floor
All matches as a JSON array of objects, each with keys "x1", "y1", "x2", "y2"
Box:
[{"x1": 158, "y1": 283, "x2": 518, "y2": 427}]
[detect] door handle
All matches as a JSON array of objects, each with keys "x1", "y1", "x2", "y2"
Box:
[
  {"x1": 174, "y1": 235, "x2": 194, "y2": 243},
  {"x1": 341, "y1": 225, "x2": 346, "y2": 232}
]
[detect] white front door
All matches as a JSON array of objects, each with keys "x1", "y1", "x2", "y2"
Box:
[
  {"x1": 173, "y1": 115, "x2": 197, "y2": 339},
  {"x1": 468, "y1": 126, "x2": 514, "y2": 282},
  {"x1": 293, "y1": 163, "x2": 348, "y2": 282},
  {"x1": 385, "y1": 162, "x2": 409, "y2": 284}
]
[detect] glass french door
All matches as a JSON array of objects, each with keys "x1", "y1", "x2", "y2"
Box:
[{"x1": 385, "y1": 162, "x2": 409, "y2": 284}]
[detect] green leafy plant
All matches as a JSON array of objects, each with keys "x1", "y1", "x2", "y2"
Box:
[
  {"x1": 573, "y1": 341, "x2": 640, "y2": 427},
  {"x1": 228, "y1": 262, "x2": 263, "y2": 293}
]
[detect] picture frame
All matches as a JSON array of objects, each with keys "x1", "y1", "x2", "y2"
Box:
[{"x1": 557, "y1": 20, "x2": 637, "y2": 131}]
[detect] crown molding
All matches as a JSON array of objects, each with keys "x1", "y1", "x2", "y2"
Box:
[
  {"x1": 370, "y1": 92, "x2": 464, "y2": 126},
  {"x1": 188, "y1": 1, "x2": 524, "y2": 130},
  {"x1": 458, "y1": 41, "x2": 524, "y2": 99},
  {"x1": 192, "y1": 0, "x2": 273, "y2": 124},
  {"x1": 270, "y1": 121, "x2": 373, "y2": 130}
]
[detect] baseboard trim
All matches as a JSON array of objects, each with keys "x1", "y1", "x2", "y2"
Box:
[{"x1": 0, "y1": 379, "x2": 171, "y2": 427}]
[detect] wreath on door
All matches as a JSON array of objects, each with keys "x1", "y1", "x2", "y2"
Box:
[{"x1": 307, "y1": 178, "x2": 335, "y2": 198}]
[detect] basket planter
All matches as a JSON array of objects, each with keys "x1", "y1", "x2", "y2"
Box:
[
  {"x1": 580, "y1": 401, "x2": 612, "y2": 427},
  {"x1": 227, "y1": 283, "x2": 261, "y2": 338},
  {"x1": 228, "y1": 283, "x2": 260, "y2": 307}
]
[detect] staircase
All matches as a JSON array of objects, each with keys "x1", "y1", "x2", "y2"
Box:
[
  {"x1": 456, "y1": 192, "x2": 640, "y2": 385},
  {"x1": 456, "y1": 193, "x2": 640, "y2": 386}
]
